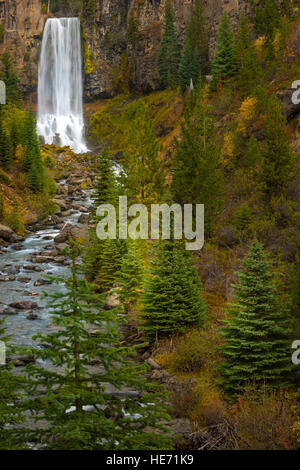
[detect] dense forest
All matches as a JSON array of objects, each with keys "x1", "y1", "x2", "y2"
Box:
[{"x1": 0, "y1": 0, "x2": 299, "y2": 451}]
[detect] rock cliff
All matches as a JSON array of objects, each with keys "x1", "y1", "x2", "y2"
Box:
[{"x1": 0, "y1": 0, "x2": 250, "y2": 98}]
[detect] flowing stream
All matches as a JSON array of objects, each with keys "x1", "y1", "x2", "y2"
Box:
[
  {"x1": 0, "y1": 188, "x2": 92, "y2": 348},
  {"x1": 37, "y1": 18, "x2": 88, "y2": 154}
]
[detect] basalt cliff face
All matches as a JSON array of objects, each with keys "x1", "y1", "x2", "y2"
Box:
[{"x1": 0, "y1": 0, "x2": 250, "y2": 98}]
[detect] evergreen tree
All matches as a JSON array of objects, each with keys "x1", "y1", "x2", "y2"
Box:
[
  {"x1": 171, "y1": 88, "x2": 223, "y2": 235},
  {"x1": 18, "y1": 244, "x2": 171, "y2": 450},
  {"x1": 91, "y1": 147, "x2": 117, "y2": 214},
  {"x1": 186, "y1": 0, "x2": 209, "y2": 74},
  {"x1": 250, "y1": 0, "x2": 280, "y2": 40},
  {"x1": 179, "y1": 35, "x2": 200, "y2": 94},
  {"x1": 86, "y1": 148, "x2": 125, "y2": 290},
  {"x1": 260, "y1": 95, "x2": 293, "y2": 199},
  {"x1": 142, "y1": 238, "x2": 206, "y2": 340},
  {"x1": 119, "y1": 241, "x2": 144, "y2": 314},
  {"x1": 210, "y1": 12, "x2": 236, "y2": 90},
  {"x1": 235, "y1": 12, "x2": 257, "y2": 97},
  {"x1": 1, "y1": 51, "x2": 23, "y2": 105},
  {"x1": 179, "y1": 0, "x2": 209, "y2": 93},
  {"x1": 157, "y1": 1, "x2": 181, "y2": 89},
  {"x1": 127, "y1": 10, "x2": 141, "y2": 85},
  {"x1": 0, "y1": 319, "x2": 24, "y2": 450},
  {"x1": 22, "y1": 109, "x2": 44, "y2": 193},
  {"x1": 123, "y1": 101, "x2": 165, "y2": 206},
  {"x1": 0, "y1": 110, "x2": 11, "y2": 169},
  {"x1": 219, "y1": 241, "x2": 294, "y2": 397}
]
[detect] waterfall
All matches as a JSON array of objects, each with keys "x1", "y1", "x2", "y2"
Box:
[{"x1": 37, "y1": 18, "x2": 88, "y2": 154}]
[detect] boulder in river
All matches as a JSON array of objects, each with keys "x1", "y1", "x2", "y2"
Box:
[
  {"x1": 9, "y1": 301, "x2": 39, "y2": 310},
  {"x1": 0, "y1": 224, "x2": 16, "y2": 242},
  {"x1": 52, "y1": 198, "x2": 68, "y2": 212},
  {"x1": 26, "y1": 313, "x2": 39, "y2": 320},
  {"x1": 0, "y1": 307, "x2": 18, "y2": 316}
]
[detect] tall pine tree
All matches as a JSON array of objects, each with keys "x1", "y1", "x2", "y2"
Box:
[
  {"x1": 171, "y1": 88, "x2": 223, "y2": 235},
  {"x1": 142, "y1": 238, "x2": 206, "y2": 340},
  {"x1": 210, "y1": 12, "x2": 236, "y2": 90},
  {"x1": 179, "y1": 0, "x2": 209, "y2": 93},
  {"x1": 157, "y1": 1, "x2": 181, "y2": 89},
  {"x1": 18, "y1": 243, "x2": 171, "y2": 450},
  {"x1": 219, "y1": 241, "x2": 294, "y2": 397}
]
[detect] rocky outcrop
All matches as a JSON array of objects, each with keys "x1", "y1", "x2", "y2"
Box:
[
  {"x1": 83, "y1": 0, "x2": 250, "y2": 99},
  {"x1": 0, "y1": 0, "x2": 249, "y2": 97},
  {"x1": 0, "y1": 0, "x2": 46, "y2": 93}
]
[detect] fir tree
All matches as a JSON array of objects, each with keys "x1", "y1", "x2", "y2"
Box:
[
  {"x1": 0, "y1": 110, "x2": 11, "y2": 170},
  {"x1": 1, "y1": 51, "x2": 23, "y2": 105},
  {"x1": 260, "y1": 95, "x2": 293, "y2": 199},
  {"x1": 123, "y1": 101, "x2": 165, "y2": 206},
  {"x1": 23, "y1": 109, "x2": 44, "y2": 193},
  {"x1": 186, "y1": 0, "x2": 209, "y2": 74},
  {"x1": 141, "y1": 238, "x2": 206, "y2": 340},
  {"x1": 0, "y1": 319, "x2": 24, "y2": 450},
  {"x1": 179, "y1": 0, "x2": 208, "y2": 93},
  {"x1": 179, "y1": 35, "x2": 200, "y2": 94},
  {"x1": 86, "y1": 148, "x2": 124, "y2": 290},
  {"x1": 127, "y1": 10, "x2": 141, "y2": 85},
  {"x1": 219, "y1": 241, "x2": 294, "y2": 397},
  {"x1": 157, "y1": 1, "x2": 181, "y2": 89},
  {"x1": 210, "y1": 12, "x2": 236, "y2": 90},
  {"x1": 250, "y1": 0, "x2": 280, "y2": 40},
  {"x1": 18, "y1": 243, "x2": 171, "y2": 450},
  {"x1": 235, "y1": 12, "x2": 257, "y2": 97},
  {"x1": 119, "y1": 241, "x2": 144, "y2": 314},
  {"x1": 171, "y1": 88, "x2": 223, "y2": 235}
]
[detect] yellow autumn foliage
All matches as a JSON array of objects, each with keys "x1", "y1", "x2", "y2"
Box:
[
  {"x1": 238, "y1": 97, "x2": 258, "y2": 136},
  {"x1": 221, "y1": 131, "x2": 235, "y2": 168}
]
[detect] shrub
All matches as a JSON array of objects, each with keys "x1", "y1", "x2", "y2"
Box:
[{"x1": 234, "y1": 387, "x2": 298, "y2": 450}]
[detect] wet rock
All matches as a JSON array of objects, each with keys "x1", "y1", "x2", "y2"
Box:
[
  {"x1": 9, "y1": 301, "x2": 39, "y2": 310},
  {"x1": 0, "y1": 307, "x2": 18, "y2": 316},
  {"x1": 0, "y1": 223, "x2": 15, "y2": 242},
  {"x1": 9, "y1": 355, "x2": 35, "y2": 367},
  {"x1": 0, "y1": 275, "x2": 16, "y2": 282},
  {"x1": 52, "y1": 198, "x2": 68, "y2": 211},
  {"x1": 26, "y1": 313, "x2": 39, "y2": 320},
  {"x1": 35, "y1": 255, "x2": 55, "y2": 263},
  {"x1": 17, "y1": 277, "x2": 31, "y2": 284},
  {"x1": 34, "y1": 279, "x2": 51, "y2": 287},
  {"x1": 78, "y1": 213, "x2": 89, "y2": 224},
  {"x1": 61, "y1": 209, "x2": 72, "y2": 217},
  {"x1": 6, "y1": 266, "x2": 20, "y2": 275},
  {"x1": 56, "y1": 243, "x2": 68, "y2": 252}
]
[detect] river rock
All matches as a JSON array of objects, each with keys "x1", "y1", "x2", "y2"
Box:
[
  {"x1": 34, "y1": 279, "x2": 51, "y2": 287},
  {"x1": 17, "y1": 277, "x2": 31, "y2": 284},
  {"x1": 26, "y1": 313, "x2": 39, "y2": 320},
  {"x1": 78, "y1": 213, "x2": 89, "y2": 224},
  {"x1": 35, "y1": 255, "x2": 55, "y2": 263},
  {"x1": 0, "y1": 275, "x2": 16, "y2": 282},
  {"x1": 0, "y1": 224, "x2": 15, "y2": 242},
  {"x1": 56, "y1": 243, "x2": 68, "y2": 252},
  {"x1": 9, "y1": 301, "x2": 39, "y2": 310},
  {"x1": 0, "y1": 307, "x2": 18, "y2": 316},
  {"x1": 52, "y1": 198, "x2": 68, "y2": 211}
]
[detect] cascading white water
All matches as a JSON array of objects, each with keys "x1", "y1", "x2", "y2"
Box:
[{"x1": 37, "y1": 18, "x2": 88, "y2": 154}]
